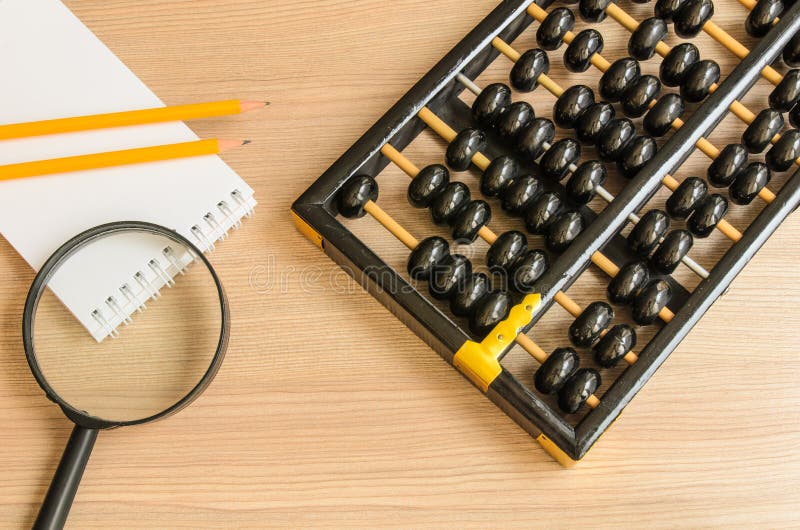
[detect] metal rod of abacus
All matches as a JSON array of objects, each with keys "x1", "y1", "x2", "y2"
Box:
[
  {"x1": 412, "y1": 106, "x2": 677, "y2": 324},
  {"x1": 458, "y1": 71, "x2": 712, "y2": 279},
  {"x1": 493, "y1": 27, "x2": 780, "y2": 206},
  {"x1": 380, "y1": 142, "x2": 642, "y2": 367},
  {"x1": 361, "y1": 197, "x2": 603, "y2": 408},
  {"x1": 489, "y1": 36, "x2": 751, "y2": 239}
]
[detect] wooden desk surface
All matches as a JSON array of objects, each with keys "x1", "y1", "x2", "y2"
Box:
[{"x1": 1, "y1": 0, "x2": 799, "y2": 527}]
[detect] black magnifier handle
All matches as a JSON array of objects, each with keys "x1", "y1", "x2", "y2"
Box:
[{"x1": 34, "y1": 426, "x2": 98, "y2": 530}]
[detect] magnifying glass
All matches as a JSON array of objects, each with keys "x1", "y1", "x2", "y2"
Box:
[{"x1": 22, "y1": 221, "x2": 229, "y2": 530}]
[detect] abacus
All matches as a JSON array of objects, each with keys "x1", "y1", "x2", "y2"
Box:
[{"x1": 292, "y1": 0, "x2": 800, "y2": 464}]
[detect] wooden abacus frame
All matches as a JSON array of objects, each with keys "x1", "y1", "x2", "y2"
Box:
[{"x1": 292, "y1": 0, "x2": 800, "y2": 463}]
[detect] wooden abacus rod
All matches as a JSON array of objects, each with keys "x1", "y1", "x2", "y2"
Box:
[
  {"x1": 456, "y1": 75, "x2": 712, "y2": 279},
  {"x1": 487, "y1": 40, "x2": 745, "y2": 243},
  {"x1": 500, "y1": 17, "x2": 780, "y2": 206},
  {"x1": 361, "y1": 195, "x2": 602, "y2": 409},
  {"x1": 381, "y1": 141, "x2": 642, "y2": 367},
  {"x1": 413, "y1": 107, "x2": 677, "y2": 324}
]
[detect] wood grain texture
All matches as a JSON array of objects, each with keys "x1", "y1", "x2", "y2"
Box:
[{"x1": 1, "y1": 0, "x2": 799, "y2": 527}]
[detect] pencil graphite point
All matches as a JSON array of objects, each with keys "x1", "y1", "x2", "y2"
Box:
[{"x1": 243, "y1": 140, "x2": 252, "y2": 145}]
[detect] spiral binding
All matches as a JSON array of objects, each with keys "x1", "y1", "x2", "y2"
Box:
[{"x1": 89, "y1": 188, "x2": 254, "y2": 339}]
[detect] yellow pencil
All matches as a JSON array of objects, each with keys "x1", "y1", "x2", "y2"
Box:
[
  {"x1": 0, "y1": 100, "x2": 267, "y2": 140},
  {"x1": 0, "y1": 139, "x2": 249, "y2": 180}
]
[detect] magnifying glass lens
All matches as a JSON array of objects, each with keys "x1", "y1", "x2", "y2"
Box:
[{"x1": 30, "y1": 229, "x2": 223, "y2": 424}]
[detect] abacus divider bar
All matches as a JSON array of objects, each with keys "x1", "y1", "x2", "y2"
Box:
[
  {"x1": 524, "y1": 1, "x2": 800, "y2": 337},
  {"x1": 416, "y1": 105, "x2": 676, "y2": 323},
  {"x1": 515, "y1": 9, "x2": 780, "y2": 187},
  {"x1": 491, "y1": 33, "x2": 775, "y2": 204},
  {"x1": 490, "y1": 35, "x2": 768, "y2": 206},
  {"x1": 453, "y1": 72, "x2": 744, "y2": 244},
  {"x1": 576, "y1": 162, "x2": 800, "y2": 460}
]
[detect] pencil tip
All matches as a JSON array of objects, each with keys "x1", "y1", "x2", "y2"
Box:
[
  {"x1": 243, "y1": 140, "x2": 252, "y2": 145},
  {"x1": 264, "y1": 101, "x2": 270, "y2": 106}
]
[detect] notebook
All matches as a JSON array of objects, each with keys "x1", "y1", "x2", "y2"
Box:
[{"x1": 0, "y1": 0, "x2": 256, "y2": 341}]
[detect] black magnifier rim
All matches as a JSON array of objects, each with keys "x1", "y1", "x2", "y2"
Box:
[{"x1": 22, "y1": 221, "x2": 230, "y2": 430}]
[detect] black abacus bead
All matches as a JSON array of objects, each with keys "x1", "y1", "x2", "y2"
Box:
[
  {"x1": 566, "y1": 160, "x2": 607, "y2": 204},
  {"x1": 481, "y1": 155, "x2": 519, "y2": 197},
  {"x1": 469, "y1": 291, "x2": 513, "y2": 336},
  {"x1": 598, "y1": 118, "x2": 636, "y2": 160},
  {"x1": 534, "y1": 347, "x2": 579, "y2": 395},
  {"x1": 618, "y1": 135, "x2": 658, "y2": 178},
  {"x1": 518, "y1": 118, "x2": 556, "y2": 160},
  {"x1": 497, "y1": 101, "x2": 536, "y2": 141},
  {"x1": 628, "y1": 17, "x2": 668, "y2": 60},
  {"x1": 687, "y1": 194, "x2": 728, "y2": 238},
  {"x1": 643, "y1": 93, "x2": 684, "y2": 137},
  {"x1": 783, "y1": 32, "x2": 800, "y2": 67},
  {"x1": 707, "y1": 143, "x2": 748, "y2": 187},
  {"x1": 660, "y1": 43, "x2": 700, "y2": 86},
  {"x1": 655, "y1": 0, "x2": 688, "y2": 21},
  {"x1": 747, "y1": 0, "x2": 785, "y2": 37},
  {"x1": 510, "y1": 48, "x2": 550, "y2": 92},
  {"x1": 578, "y1": 0, "x2": 612, "y2": 21},
  {"x1": 575, "y1": 102, "x2": 615, "y2": 144},
  {"x1": 554, "y1": 85, "x2": 595, "y2": 129},
  {"x1": 607, "y1": 261, "x2": 650, "y2": 305},
  {"x1": 430, "y1": 181, "x2": 470, "y2": 225},
  {"x1": 650, "y1": 229, "x2": 693, "y2": 273},
  {"x1": 628, "y1": 209, "x2": 670, "y2": 256},
  {"x1": 525, "y1": 192, "x2": 564, "y2": 234},
  {"x1": 429, "y1": 254, "x2": 471, "y2": 300},
  {"x1": 769, "y1": 70, "x2": 800, "y2": 113},
  {"x1": 600, "y1": 58, "x2": 641, "y2": 102},
  {"x1": 742, "y1": 109, "x2": 784, "y2": 154},
  {"x1": 451, "y1": 200, "x2": 492, "y2": 242},
  {"x1": 632, "y1": 279, "x2": 672, "y2": 325},
  {"x1": 569, "y1": 301, "x2": 614, "y2": 348},
  {"x1": 511, "y1": 249, "x2": 549, "y2": 292},
  {"x1": 407, "y1": 236, "x2": 449, "y2": 280},
  {"x1": 501, "y1": 175, "x2": 542, "y2": 215},
  {"x1": 408, "y1": 164, "x2": 449, "y2": 208},
  {"x1": 487, "y1": 230, "x2": 527, "y2": 274},
  {"x1": 730, "y1": 162, "x2": 771, "y2": 205},
  {"x1": 450, "y1": 272, "x2": 491, "y2": 317},
  {"x1": 537, "y1": 7, "x2": 575, "y2": 50},
  {"x1": 622, "y1": 75, "x2": 661, "y2": 117},
  {"x1": 766, "y1": 128, "x2": 800, "y2": 171},
  {"x1": 593, "y1": 324, "x2": 637, "y2": 368},
  {"x1": 540, "y1": 138, "x2": 581, "y2": 181},
  {"x1": 673, "y1": 0, "x2": 714, "y2": 38},
  {"x1": 471, "y1": 83, "x2": 512, "y2": 129},
  {"x1": 446, "y1": 128, "x2": 486, "y2": 171},
  {"x1": 337, "y1": 174, "x2": 378, "y2": 218},
  {"x1": 680, "y1": 60, "x2": 720, "y2": 103},
  {"x1": 545, "y1": 211, "x2": 584, "y2": 253},
  {"x1": 666, "y1": 176, "x2": 707, "y2": 219},
  {"x1": 558, "y1": 368, "x2": 601, "y2": 414},
  {"x1": 791, "y1": 104, "x2": 800, "y2": 129}
]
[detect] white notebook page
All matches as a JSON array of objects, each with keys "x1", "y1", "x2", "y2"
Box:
[{"x1": 0, "y1": 0, "x2": 256, "y2": 340}]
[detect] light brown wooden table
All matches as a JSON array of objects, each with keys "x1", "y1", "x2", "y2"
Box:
[{"x1": 1, "y1": 1, "x2": 799, "y2": 527}]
